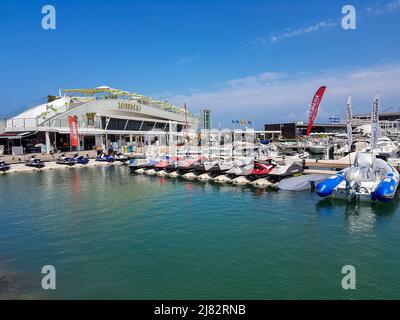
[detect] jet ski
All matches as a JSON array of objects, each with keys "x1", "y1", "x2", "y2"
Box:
[
  {"x1": 177, "y1": 156, "x2": 206, "y2": 174},
  {"x1": 266, "y1": 160, "x2": 304, "y2": 182},
  {"x1": 316, "y1": 152, "x2": 400, "y2": 202},
  {"x1": 208, "y1": 159, "x2": 236, "y2": 176},
  {"x1": 164, "y1": 157, "x2": 183, "y2": 173},
  {"x1": 129, "y1": 158, "x2": 151, "y2": 170},
  {"x1": 96, "y1": 152, "x2": 114, "y2": 162},
  {"x1": 154, "y1": 156, "x2": 180, "y2": 171},
  {"x1": 247, "y1": 161, "x2": 275, "y2": 180},
  {"x1": 193, "y1": 158, "x2": 220, "y2": 174},
  {"x1": 25, "y1": 156, "x2": 45, "y2": 169},
  {"x1": 56, "y1": 154, "x2": 77, "y2": 166},
  {"x1": 129, "y1": 157, "x2": 160, "y2": 171},
  {"x1": 113, "y1": 153, "x2": 129, "y2": 162},
  {"x1": 226, "y1": 158, "x2": 255, "y2": 177},
  {"x1": 0, "y1": 161, "x2": 11, "y2": 172},
  {"x1": 72, "y1": 153, "x2": 89, "y2": 165}
]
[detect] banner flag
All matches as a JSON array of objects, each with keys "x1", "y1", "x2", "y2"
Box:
[
  {"x1": 68, "y1": 116, "x2": 79, "y2": 147},
  {"x1": 306, "y1": 86, "x2": 327, "y2": 136}
]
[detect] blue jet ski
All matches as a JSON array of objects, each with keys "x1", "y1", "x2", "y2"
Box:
[
  {"x1": 56, "y1": 154, "x2": 77, "y2": 166},
  {"x1": 0, "y1": 161, "x2": 11, "y2": 172},
  {"x1": 96, "y1": 152, "x2": 114, "y2": 162},
  {"x1": 72, "y1": 153, "x2": 89, "y2": 165},
  {"x1": 25, "y1": 156, "x2": 45, "y2": 169}
]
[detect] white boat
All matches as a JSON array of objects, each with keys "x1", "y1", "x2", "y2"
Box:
[
  {"x1": 310, "y1": 144, "x2": 326, "y2": 154},
  {"x1": 374, "y1": 137, "x2": 399, "y2": 159}
]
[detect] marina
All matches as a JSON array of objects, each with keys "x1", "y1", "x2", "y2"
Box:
[
  {"x1": 2, "y1": 0, "x2": 400, "y2": 303},
  {"x1": 2, "y1": 165, "x2": 400, "y2": 299}
]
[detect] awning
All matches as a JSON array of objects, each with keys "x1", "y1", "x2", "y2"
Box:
[{"x1": 0, "y1": 132, "x2": 35, "y2": 139}]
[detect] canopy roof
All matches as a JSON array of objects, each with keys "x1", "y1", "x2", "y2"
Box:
[{"x1": 61, "y1": 86, "x2": 189, "y2": 115}]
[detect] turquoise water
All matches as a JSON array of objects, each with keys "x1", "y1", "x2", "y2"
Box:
[{"x1": 1, "y1": 166, "x2": 400, "y2": 299}]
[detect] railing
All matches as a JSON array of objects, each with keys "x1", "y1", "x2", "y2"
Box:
[{"x1": 67, "y1": 95, "x2": 194, "y2": 118}]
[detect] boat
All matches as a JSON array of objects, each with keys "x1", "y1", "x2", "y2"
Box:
[
  {"x1": 96, "y1": 152, "x2": 114, "y2": 162},
  {"x1": 374, "y1": 137, "x2": 399, "y2": 160},
  {"x1": 25, "y1": 156, "x2": 45, "y2": 169},
  {"x1": 56, "y1": 154, "x2": 76, "y2": 166},
  {"x1": 316, "y1": 152, "x2": 400, "y2": 202},
  {"x1": 332, "y1": 139, "x2": 350, "y2": 156},
  {"x1": 0, "y1": 161, "x2": 11, "y2": 172},
  {"x1": 309, "y1": 144, "x2": 326, "y2": 154}
]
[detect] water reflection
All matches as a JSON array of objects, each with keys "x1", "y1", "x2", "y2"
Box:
[{"x1": 316, "y1": 196, "x2": 399, "y2": 234}]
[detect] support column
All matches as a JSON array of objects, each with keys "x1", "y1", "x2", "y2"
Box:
[
  {"x1": 53, "y1": 132, "x2": 57, "y2": 151},
  {"x1": 45, "y1": 131, "x2": 51, "y2": 154}
]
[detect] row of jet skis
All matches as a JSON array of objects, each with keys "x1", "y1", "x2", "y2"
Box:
[
  {"x1": 128, "y1": 155, "x2": 304, "y2": 182},
  {"x1": 2, "y1": 150, "x2": 399, "y2": 203},
  {"x1": 0, "y1": 152, "x2": 129, "y2": 171},
  {"x1": 129, "y1": 152, "x2": 400, "y2": 202}
]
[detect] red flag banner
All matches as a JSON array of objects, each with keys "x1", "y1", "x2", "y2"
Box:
[
  {"x1": 68, "y1": 116, "x2": 79, "y2": 147},
  {"x1": 306, "y1": 86, "x2": 327, "y2": 136}
]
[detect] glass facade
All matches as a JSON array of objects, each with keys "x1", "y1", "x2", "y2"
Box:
[
  {"x1": 100, "y1": 117, "x2": 182, "y2": 132},
  {"x1": 200, "y1": 109, "x2": 212, "y2": 130}
]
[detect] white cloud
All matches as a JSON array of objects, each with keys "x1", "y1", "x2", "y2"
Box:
[
  {"x1": 255, "y1": 20, "x2": 338, "y2": 44},
  {"x1": 366, "y1": 0, "x2": 400, "y2": 15},
  {"x1": 165, "y1": 64, "x2": 400, "y2": 127},
  {"x1": 254, "y1": 1, "x2": 400, "y2": 45}
]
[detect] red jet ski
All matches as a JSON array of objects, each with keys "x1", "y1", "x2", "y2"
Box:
[
  {"x1": 250, "y1": 161, "x2": 276, "y2": 178},
  {"x1": 154, "y1": 156, "x2": 181, "y2": 171}
]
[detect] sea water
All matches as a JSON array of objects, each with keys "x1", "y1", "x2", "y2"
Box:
[{"x1": 1, "y1": 166, "x2": 400, "y2": 299}]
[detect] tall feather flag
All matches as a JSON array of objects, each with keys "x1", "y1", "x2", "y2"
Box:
[
  {"x1": 346, "y1": 96, "x2": 353, "y2": 148},
  {"x1": 371, "y1": 93, "x2": 380, "y2": 150},
  {"x1": 184, "y1": 103, "x2": 189, "y2": 139},
  {"x1": 306, "y1": 86, "x2": 327, "y2": 136}
]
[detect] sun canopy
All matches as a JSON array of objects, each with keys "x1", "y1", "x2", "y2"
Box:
[{"x1": 61, "y1": 87, "x2": 189, "y2": 115}]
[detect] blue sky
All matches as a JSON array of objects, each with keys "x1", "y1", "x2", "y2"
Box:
[{"x1": 1, "y1": 0, "x2": 400, "y2": 128}]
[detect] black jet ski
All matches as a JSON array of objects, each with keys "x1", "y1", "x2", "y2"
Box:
[
  {"x1": 0, "y1": 161, "x2": 11, "y2": 172},
  {"x1": 56, "y1": 154, "x2": 76, "y2": 166},
  {"x1": 25, "y1": 156, "x2": 45, "y2": 169}
]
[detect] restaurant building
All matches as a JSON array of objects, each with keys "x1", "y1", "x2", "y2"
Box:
[{"x1": 0, "y1": 86, "x2": 199, "y2": 155}]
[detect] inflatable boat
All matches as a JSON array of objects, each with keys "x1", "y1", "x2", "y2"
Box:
[{"x1": 316, "y1": 152, "x2": 400, "y2": 202}]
